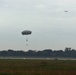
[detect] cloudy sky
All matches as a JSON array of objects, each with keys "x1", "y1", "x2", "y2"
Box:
[{"x1": 0, "y1": 0, "x2": 76, "y2": 51}]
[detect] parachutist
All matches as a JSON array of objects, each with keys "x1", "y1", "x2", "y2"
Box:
[
  {"x1": 21, "y1": 30, "x2": 32, "y2": 46},
  {"x1": 26, "y1": 44, "x2": 28, "y2": 46},
  {"x1": 26, "y1": 38, "x2": 28, "y2": 41},
  {"x1": 26, "y1": 39, "x2": 28, "y2": 41}
]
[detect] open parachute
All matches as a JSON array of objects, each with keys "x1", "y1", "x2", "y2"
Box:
[
  {"x1": 21, "y1": 30, "x2": 32, "y2": 46},
  {"x1": 22, "y1": 30, "x2": 32, "y2": 35}
]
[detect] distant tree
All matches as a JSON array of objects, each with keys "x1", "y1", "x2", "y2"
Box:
[
  {"x1": 65, "y1": 47, "x2": 71, "y2": 52},
  {"x1": 0, "y1": 47, "x2": 76, "y2": 58}
]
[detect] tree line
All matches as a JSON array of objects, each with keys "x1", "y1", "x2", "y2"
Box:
[{"x1": 0, "y1": 47, "x2": 76, "y2": 58}]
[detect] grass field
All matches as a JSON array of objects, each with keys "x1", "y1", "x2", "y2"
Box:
[{"x1": 0, "y1": 59, "x2": 76, "y2": 75}]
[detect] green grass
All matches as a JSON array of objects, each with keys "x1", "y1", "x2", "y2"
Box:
[{"x1": 0, "y1": 59, "x2": 76, "y2": 75}]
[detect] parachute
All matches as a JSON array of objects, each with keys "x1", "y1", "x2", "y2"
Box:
[
  {"x1": 21, "y1": 30, "x2": 32, "y2": 46},
  {"x1": 22, "y1": 30, "x2": 32, "y2": 35},
  {"x1": 65, "y1": 10, "x2": 68, "y2": 12}
]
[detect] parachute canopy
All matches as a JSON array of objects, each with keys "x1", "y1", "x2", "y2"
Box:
[
  {"x1": 21, "y1": 30, "x2": 32, "y2": 35},
  {"x1": 65, "y1": 10, "x2": 68, "y2": 12}
]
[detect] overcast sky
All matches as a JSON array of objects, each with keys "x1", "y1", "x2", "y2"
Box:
[{"x1": 0, "y1": 0, "x2": 76, "y2": 51}]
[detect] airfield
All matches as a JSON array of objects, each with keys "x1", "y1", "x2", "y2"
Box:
[
  {"x1": 0, "y1": 57, "x2": 76, "y2": 60},
  {"x1": 0, "y1": 57, "x2": 76, "y2": 75}
]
